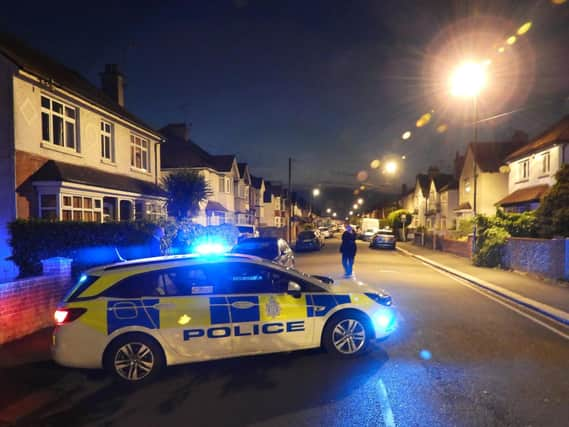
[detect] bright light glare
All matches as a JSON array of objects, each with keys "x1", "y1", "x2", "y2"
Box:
[
  {"x1": 370, "y1": 159, "x2": 381, "y2": 169},
  {"x1": 194, "y1": 242, "x2": 228, "y2": 255},
  {"x1": 506, "y1": 35, "x2": 517, "y2": 45},
  {"x1": 374, "y1": 312, "x2": 393, "y2": 329},
  {"x1": 349, "y1": 210, "x2": 353, "y2": 215},
  {"x1": 353, "y1": 204, "x2": 358, "y2": 209},
  {"x1": 312, "y1": 188, "x2": 320, "y2": 197},
  {"x1": 385, "y1": 161, "x2": 397, "y2": 174},
  {"x1": 449, "y1": 61, "x2": 487, "y2": 97},
  {"x1": 54, "y1": 310, "x2": 68, "y2": 325},
  {"x1": 332, "y1": 212, "x2": 337, "y2": 217},
  {"x1": 357, "y1": 198, "x2": 364, "y2": 205},
  {"x1": 326, "y1": 208, "x2": 331, "y2": 213},
  {"x1": 402, "y1": 131, "x2": 412, "y2": 140}
]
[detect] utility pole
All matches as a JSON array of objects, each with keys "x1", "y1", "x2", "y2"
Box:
[{"x1": 288, "y1": 157, "x2": 293, "y2": 243}]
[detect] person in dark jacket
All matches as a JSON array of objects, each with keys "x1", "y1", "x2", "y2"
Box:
[{"x1": 340, "y1": 225, "x2": 357, "y2": 277}]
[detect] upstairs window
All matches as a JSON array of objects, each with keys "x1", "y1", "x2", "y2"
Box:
[
  {"x1": 41, "y1": 95, "x2": 78, "y2": 151},
  {"x1": 130, "y1": 134, "x2": 150, "y2": 171},
  {"x1": 101, "y1": 120, "x2": 114, "y2": 161},
  {"x1": 519, "y1": 159, "x2": 529, "y2": 180},
  {"x1": 541, "y1": 152, "x2": 550, "y2": 174}
]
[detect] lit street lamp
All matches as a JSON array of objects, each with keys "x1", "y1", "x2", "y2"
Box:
[
  {"x1": 332, "y1": 212, "x2": 337, "y2": 218},
  {"x1": 309, "y1": 187, "x2": 320, "y2": 217},
  {"x1": 326, "y1": 208, "x2": 331, "y2": 214},
  {"x1": 450, "y1": 60, "x2": 487, "y2": 251},
  {"x1": 349, "y1": 210, "x2": 353, "y2": 215},
  {"x1": 357, "y1": 198, "x2": 364, "y2": 205},
  {"x1": 384, "y1": 161, "x2": 398, "y2": 175},
  {"x1": 353, "y1": 204, "x2": 358, "y2": 210}
]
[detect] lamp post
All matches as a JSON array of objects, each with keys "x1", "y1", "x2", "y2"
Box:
[
  {"x1": 309, "y1": 188, "x2": 320, "y2": 218},
  {"x1": 450, "y1": 60, "x2": 487, "y2": 253}
]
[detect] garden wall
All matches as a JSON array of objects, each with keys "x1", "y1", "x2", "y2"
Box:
[{"x1": 503, "y1": 237, "x2": 569, "y2": 280}]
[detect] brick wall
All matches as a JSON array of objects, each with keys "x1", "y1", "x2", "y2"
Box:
[
  {"x1": 503, "y1": 237, "x2": 568, "y2": 280},
  {"x1": 413, "y1": 232, "x2": 472, "y2": 258},
  {"x1": 0, "y1": 273, "x2": 72, "y2": 344},
  {"x1": 15, "y1": 150, "x2": 50, "y2": 219}
]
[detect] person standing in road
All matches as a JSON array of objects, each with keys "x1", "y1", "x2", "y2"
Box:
[{"x1": 340, "y1": 224, "x2": 357, "y2": 277}]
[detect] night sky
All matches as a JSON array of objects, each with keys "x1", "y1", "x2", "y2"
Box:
[{"x1": 2, "y1": 0, "x2": 569, "y2": 210}]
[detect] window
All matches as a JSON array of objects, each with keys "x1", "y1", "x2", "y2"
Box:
[
  {"x1": 100, "y1": 120, "x2": 114, "y2": 161},
  {"x1": 130, "y1": 134, "x2": 150, "y2": 171},
  {"x1": 40, "y1": 194, "x2": 57, "y2": 220},
  {"x1": 541, "y1": 152, "x2": 550, "y2": 174},
  {"x1": 41, "y1": 95, "x2": 77, "y2": 151},
  {"x1": 519, "y1": 159, "x2": 529, "y2": 180},
  {"x1": 218, "y1": 176, "x2": 232, "y2": 193},
  {"x1": 219, "y1": 176, "x2": 225, "y2": 193},
  {"x1": 213, "y1": 263, "x2": 290, "y2": 294},
  {"x1": 61, "y1": 195, "x2": 102, "y2": 222}
]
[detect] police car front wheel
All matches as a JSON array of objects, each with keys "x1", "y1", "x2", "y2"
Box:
[
  {"x1": 323, "y1": 312, "x2": 372, "y2": 357},
  {"x1": 104, "y1": 333, "x2": 165, "y2": 384}
]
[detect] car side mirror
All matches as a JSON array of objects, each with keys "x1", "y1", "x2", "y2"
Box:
[{"x1": 287, "y1": 281, "x2": 301, "y2": 298}]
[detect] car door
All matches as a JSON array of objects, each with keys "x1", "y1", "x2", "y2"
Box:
[
  {"x1": 214, "y1": 261, "x2": 315, "y2": 355},
  {"x1": 148, "y1": 265, "x2": 234, "y2": 361}
]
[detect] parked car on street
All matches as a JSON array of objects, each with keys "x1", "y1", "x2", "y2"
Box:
[
  {"x1": 231, "y1": 237, "x2": 295, "y2": 268},
  {"x1": 236, "y1": 225, "x2": 259, "y2": 241},
  {"x1": 318, "y1": 226, "x2": 333, "y2": 239},
  {"x1": 51, "y1": 253, "x2": 397, "y2": 383},
  {"x1": 370, "y1": 229, "x2": 396, "y2": 250},
  {"x1": 295, "y1": 230, "x2": 324, "y2": 251}
]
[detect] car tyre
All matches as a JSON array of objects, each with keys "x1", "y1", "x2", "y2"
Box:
[
  {"x1": 104, "y1": 333, "x2": 165, "y2": 385},
  {"x1": 323, "y1": 311, "x2": 372, "y2": 358}
]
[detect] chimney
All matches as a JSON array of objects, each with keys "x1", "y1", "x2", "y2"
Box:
[
  {"x1": 427, "y1": 165, "x2": 440, "y2": 178},
  {"x1": 401, "y1": 183, "x2": 408, "y2": 195},
  {"x1": 161, "y1": 123, "x2": 190, "y2": 142},
  {"x1": 100, "y1": 64, "x2": 125, "y2": 107}
]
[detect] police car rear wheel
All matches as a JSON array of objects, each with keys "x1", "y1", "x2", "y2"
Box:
[
  {"x1": 323, "y1": 313, "x2": 371, "y2": 357},
  {"x1": 105, "y1": 334, "x2": 164, "y2": 383}
]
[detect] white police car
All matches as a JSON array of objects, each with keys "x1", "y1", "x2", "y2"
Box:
[{"x1": 52, "y1": 253, "x2": 397, "y2": 383}]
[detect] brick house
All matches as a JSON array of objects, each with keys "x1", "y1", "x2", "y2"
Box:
[
  {"x1": 497, "y1": 115, "x2": 569, "y2": 212},
  {"x1": 0, "y1": 34, "x2": 166, "y2": 280}
]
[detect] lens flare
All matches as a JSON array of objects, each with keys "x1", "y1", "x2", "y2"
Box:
[
  {"x1": 517, "y1": 22, "x2": 532, "y2": 35},
  {"x1": 370, "y1": 159, "x2": 381, "y2": 169},
  {"x1": 436, "y1": 123, "x2": 448, "y2": 133},
  {"x1": 416, "y1": 112, "x2": 432, "y2": 128},
  {"x1": 402, "y1": 131, "x2": 412, "y2": 140},
  {"x1": 498, "y1": 46, "x2": 505, "y2": 53},
  {"x1": 356, "y1": 170, "x2": 368, "y2": 182},
  {"x1": 506, "y1": 35, "x2": 517, "y2": 45}
]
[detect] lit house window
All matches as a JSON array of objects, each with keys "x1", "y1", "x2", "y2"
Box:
[
  {"x1": 101, "y1": 120, "x2": 114, "y2": 161},
  {"x1": 541, "y1": 152, "x2": 550, "y2": 174},
  {"x1": 130, "y1": 134, "x2": 150, "y2": 171},
  {"x1": 61, "y1": 195, "x2": 102, "y2": 222},
  {"x1": 41, "y1": 95, "x2": 77, "y2": 151}
]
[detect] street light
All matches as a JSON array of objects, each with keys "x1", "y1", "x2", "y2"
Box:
[
  {"x1": 332, "y1": 212, "x2": 337, "y2": 217},
  {"x1": 384, "y1": 161, "x2": 398, "y2": 175},
  {"x1": 357, "y1": 198, "x2": 364, "y2": 205},
  {"x1": 309, "y1": 188, "x2": 320, "y2": 217},
  {"x1": 312, "y1": 188, "x2": 320, "y2": 197},
  {"x1": 326, "y1": 208, "x2": 331, "y2": 214},
  {"x1": 349, "y1": 210, "x2": 353, "y2": 215},
  {"x1": 450, "y1": 59, "x2": 488, "y2": 252},
  {"x1": 353, "y1": 204, "x2": 358, "y2": 210}
]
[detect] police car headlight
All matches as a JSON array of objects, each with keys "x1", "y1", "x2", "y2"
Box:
[
  {"x1": 365, "y1": 292, "x2": 392, "y2": 307},
  {"x1": 373, "y1": 312, "x2": 394, "y2": 329}
]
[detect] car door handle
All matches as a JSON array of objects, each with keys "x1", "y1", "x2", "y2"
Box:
[
  {"x1": 152, "y1": 303, "x2": 175, "y2": 309},
  {"x1": 313, "y1": 306, "x2": 326, "y2": 312},
  {"x1": 231, "y1": 301, "x2": 256, "y2": 309}
]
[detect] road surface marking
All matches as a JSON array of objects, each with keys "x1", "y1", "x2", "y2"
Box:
[
  {"x1": 377, "y1": 379, "x2": 396, "y2": 427},
  {"x1": 421, "y1": 261, "x2": 569, "y2": 341}
]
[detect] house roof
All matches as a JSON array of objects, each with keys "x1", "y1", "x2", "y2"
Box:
[
  {"x1": 505, "y1": 115, "x2": 569, "y2": 162},
  {"x1": 439, "y1": 179, "x2": 458, "y2": 192},
  {"x1": 416, "y1": 174, "x2": 430, "y2": 197},
  {"x1": 30, "y1": 160, "x2": 166, "y2": 197},
  {"x1": 160, "y1": 126, "x2": 236, "y2": 172},
  {"x1": 496, "y1": 184, "x2": 550, "y2": 207},
  {"x1": 432, "y1": 174, "x2": 455, "y2": 191},
  {"x1": 454, "y1": 202, "x2": 472, "y2": 211},
  {"x1": 238, "y1": 163, "x2": 248, "y2": 177},
  {"x1": 0, "y1": 32, "x2": 159, "y2": 137},
  {"x1": 205, "y1": 200, "x2": 228, "y2": 212},
  {"x1": 263, "y1": 181, "x2": 273, "y2": 202},
  {"x1": 470, "y1": 141, "x2": 524, "y2": 172},
  {"x1": 251, "y1": 175, "x2": 264, "y2": 190}
]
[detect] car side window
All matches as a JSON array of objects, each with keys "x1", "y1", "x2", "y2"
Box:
[
  {"x1": 103, "y1": 272, "x2": 161, "y2": 298},
  {"x1": 212, "y1": 262, "x2": 289, "y2": 294}
]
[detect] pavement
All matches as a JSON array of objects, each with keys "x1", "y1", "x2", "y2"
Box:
[
  {"x1": 397, "y1": 241, "x2": 569, "y2": 317},
  {"x1": 1, "y1": 238, "x2": 568, "y2": 426}
]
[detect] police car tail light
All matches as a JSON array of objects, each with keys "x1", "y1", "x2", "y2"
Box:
[{"x1": 54, "y1": 308, "x2": 86, "y2": 325}]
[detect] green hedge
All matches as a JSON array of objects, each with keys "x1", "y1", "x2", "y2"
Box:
[{"x1": 8, "y1": 220, "x2": 158, "y2": 277}]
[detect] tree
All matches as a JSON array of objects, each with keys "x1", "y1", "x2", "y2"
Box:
[
  {"x1": 387, "y1": 209, "x2": 413, "y2": 241},
  {"x1": 162, "y1": 170, "x2": 212, "y2": 220},
  {"x1": 535, "y1": 164, "x2": 569, "y2": 237}
]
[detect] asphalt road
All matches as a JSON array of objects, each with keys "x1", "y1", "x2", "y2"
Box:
[{"x1": 3, "y1": 239, "x2": 569, "y2": 426}]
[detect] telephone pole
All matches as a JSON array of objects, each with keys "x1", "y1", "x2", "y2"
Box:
[{"x1": 288, "y1": 157, "x2": 293, "y2": 242}]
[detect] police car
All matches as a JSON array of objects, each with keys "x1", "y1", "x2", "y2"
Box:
[{"x1": 52, "y1": 253, "x2": 397, "y2": 383}]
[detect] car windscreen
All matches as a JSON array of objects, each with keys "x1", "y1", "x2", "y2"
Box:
[
  {"x1": 232, "y1": 241, "x2": 278, "y2": 259},
  {"x1": 237, "y1": 226, "x2": 254, "y2": 233},
  {"x1": 298, "y1": 231, "x2": 315, "y2": 239}
]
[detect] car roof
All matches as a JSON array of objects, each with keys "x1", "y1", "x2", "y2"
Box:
[
  {"x1": 87, "y1": 253, "x2": 263, "y2": 275},
  {"x1": 236, "y1": 237, "x2": 279, "y2": 243}
]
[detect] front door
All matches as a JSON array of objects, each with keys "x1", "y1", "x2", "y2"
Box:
[{"x1": 214, "y1": 262, "x2": 314, "y2": 355}]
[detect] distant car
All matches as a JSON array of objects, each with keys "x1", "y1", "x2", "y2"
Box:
[
  {"x1": 318, "y1": 227, "x2": 332, "y2": 239},
  {"x1": 295, "y1": 230, "x2": 324, "y2": 252},
  {"x1": 236, "y1": 225, "x2": 259, "y2": 240},
  {"x1": 370, "y1": 229, "x2": 396, "y2": 250},
  {"x1": 360, "y1": 228, "x2": 377, "y2": 242},
  {"x1": 232, "y1": 237, "x2": 295, "y2": 268}
]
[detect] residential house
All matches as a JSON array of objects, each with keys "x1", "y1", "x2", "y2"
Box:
[
  {"x1": 0, "y1": 34, "x2": 166, "y2": 279},
  {"x1": 262, "y1": 181, "x2": 285, "y2": 227},
  {"x1": 425, "y1": 173, "x2": 455, "y2": 231},
  {"x1": 455, "y1": 135, "x2": 526, "y2": 223},
  {"x1": 411, "y1": 173, "x2": 430, "y2": 228},
  {"x1": 497, "y1": 115, "x2": 569, "y2": 212},
  {"x1": 438, "y1": 180, "x2": 458, "y2": 232},
  {"x1": 160, "y1": 123, "x2": 239, "y2": 225},
  {"x1": 249, "y1": 175, "x2": 265, "y2": 226},
  {"x1": 235, "y1": 163, "x2": 253, "y2": 225}
]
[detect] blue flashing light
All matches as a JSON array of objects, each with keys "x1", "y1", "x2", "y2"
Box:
[
  {"x1": 374, "y1": 311, "x2": 394, "y2": 330},
  {"x1": 419, "y1": 349, "x2": 432, "y2": 360},
  {"x1": 191, "y1": 236, "x2": 230, "y2": 256},
  {"x1": 78, "y1": 274, "x2": 88, "y2": 284}
]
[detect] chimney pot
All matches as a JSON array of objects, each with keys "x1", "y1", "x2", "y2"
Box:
[{"x1": 100, "y1": 64, "x2": 125, "y2": 107}]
